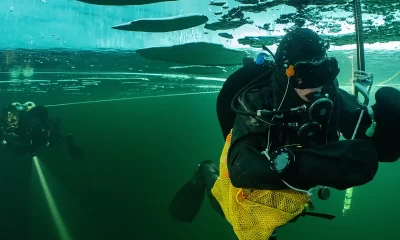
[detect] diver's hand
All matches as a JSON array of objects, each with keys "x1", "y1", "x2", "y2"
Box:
[
  {"x1": 370, "y1": 87, "x2": 400, "y2": 162},
  {"x1": 1, "y1": 139, "x2": 7, "y2": 145}
]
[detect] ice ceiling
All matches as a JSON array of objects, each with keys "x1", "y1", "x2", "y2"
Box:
[{"x1": 1, "y1": 0, "x2": 400, "y2": 51}]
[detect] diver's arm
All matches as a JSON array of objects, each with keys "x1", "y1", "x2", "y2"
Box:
[
  {"x1": 227, "y1": 88, "x2": 287, "y2": 190},
  {"x1": 228, "y1": 113, "x2": 379, "y2": 191},
  {"x1": 47, "y1": 117, "x2": 84, "y2": 159},
  {"x1": 287, "y1": 139, "x2": 378, "y2": 190},
  {"x1": 227, "y1": 122, "x2": 287, "y2": 190}
]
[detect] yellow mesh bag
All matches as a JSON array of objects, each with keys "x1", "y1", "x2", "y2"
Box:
[{"x1": 211, "y1": 131, "x2": 311, "y2": 240}]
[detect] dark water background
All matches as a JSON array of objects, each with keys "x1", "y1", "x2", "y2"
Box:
[{"x1": 0, "y1": 49, "x2": 400, "y2": 240}]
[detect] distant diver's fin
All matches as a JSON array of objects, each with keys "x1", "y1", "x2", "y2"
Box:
[{"x1": 65, "y1": 134, "x2": 84, "y2": 160}]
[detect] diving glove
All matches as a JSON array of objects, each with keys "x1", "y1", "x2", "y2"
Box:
[{"x1": 369, "y1": 87, "x2": 400, "y2": 162}]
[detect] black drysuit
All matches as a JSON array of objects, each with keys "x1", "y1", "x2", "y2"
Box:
[{"x1": 218, "y1": 65, "x2": 397, "y2": 191}]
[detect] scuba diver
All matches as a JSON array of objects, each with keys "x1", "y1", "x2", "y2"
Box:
[
  {"x1": 0, "y1": 102, "x2": 84, "y2": 159},
  {"x1": 168, "y1": 28, "x2": 400, "y2": 240}
]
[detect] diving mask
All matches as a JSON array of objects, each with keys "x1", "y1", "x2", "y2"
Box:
[
  {"x1": 11, "y1": 101, "x2": 36, "y2": 112},
  {"x1": 288, "y1": 57, "x2": 340, "y2": 89}
]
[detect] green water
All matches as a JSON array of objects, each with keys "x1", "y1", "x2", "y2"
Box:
[{"x1": 0, "y1": 49, "x2": 400, "y2": 240}]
